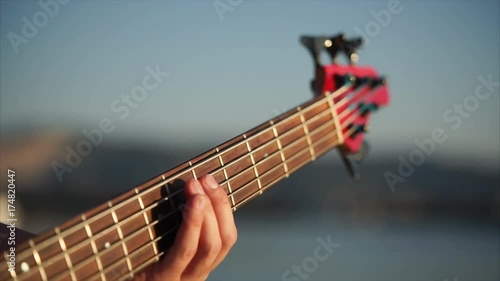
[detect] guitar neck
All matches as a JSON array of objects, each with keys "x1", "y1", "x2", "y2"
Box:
[{"x1": 1, "y1": 88, "x2": 353, "y2": 281}]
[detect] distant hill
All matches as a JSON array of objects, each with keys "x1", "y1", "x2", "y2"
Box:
[{"x1": 5, "y1": 140, "x2": 497, "y2": 234}]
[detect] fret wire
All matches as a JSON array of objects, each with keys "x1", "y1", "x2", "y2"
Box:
[
  {"x1": 113, "y1": 222, "x2": 178, "y2": 281},
  {"x1": 108, "y1": 203, "x2": 133, "y2": 279},
  {"x1": 111, "y1": 115, "x2": 359, "y2": 281},
  {"x1": 41, "y1": 93, "x2": 360, "y2": 280},
  {"x1": 121, "y1": 122, "x2": 357, "y2": 281},
  {"x1": 83, "y1": 112, "x2": 355, "y2": 281},
  {"x1": 238, "y1": 132, "x2": 340, "y2": 208},
  {"x1": 298, "y1": 106, "x2": 316, "y2": 161},
  {"x1": 55, "y1": 227, "x2": 77, "y2": 281},
  {"x1": 53, "y1": 204, "x2": 179, "y2": 281},
  {"x1": 270, "y1": 120, "x2": 289, "y2": 178},
  {"x1": 228, "y1": 107, "x2": 358, "y2": 202},
  {"x1": 326, "y1": 92, "x2": 344, "y2": 144},
  {"x1": 29, "y1": 240, "x2": 47, "y2": 281},
  {"x1": 162, "y1": 175, "x2": 180, "y2": 224},
  {"x1": 212, "y1": 104, "x2": 343, "y2": 189},
  {"x1": 54, "y1": 105, "x2": 357, "y2": 281},
  {"x1": 222, "y1": 165, "x2": 236, "y2": 211},
  {"x1": 100, "y1": 102, "x2": 361, "y2": 281},
  {"x1": 202, "y1": 97, "x2": 348, "y2": 186},
  {"x1": 232, "y1": 131, "x2": 336, "y2": 208},
  {"x1": 82, "y1": 214, "x2": 106, "y2": 281},
  {"x1": 136, "y1": 189, "x2": 159, "y2": 261},
  {"x1": 222, "y1": 110, "x2": 340, "y2": 198},
  {"x1": 233, "y1": 125, "x2": 344, "y2": 209},
  {"x1": 35, "y1": 197, "x2": 174, "y2": 279},
  {"x1": 97, "y1": 225, "x2": 179, "y2": 281},
  {"x1": 214, "y1": 148, "x2": 236, "y2": 209},
  {"x1": 243, "y1": 134, "x2": 262, "y2": 195},
  {"x1": 19, "y1": 85, "x2": 353, "y2": 265},
  {"x1": 42, "y1": 106, "x2": 360, "y2": 280},
  {"x1": 88, "y1": 110, "x2": 362, "y2": 281},
  {"x1": 188, "y1": 161, "x2": 197, "y2": 179}
]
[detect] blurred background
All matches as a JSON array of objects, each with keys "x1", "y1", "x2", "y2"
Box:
[{"x1": 0, "y1": 1, "x2": 498, "y2": 280}]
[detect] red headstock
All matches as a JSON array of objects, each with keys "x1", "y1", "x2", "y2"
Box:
[
  {"x1": 301, "y1": 34, "x2": 390, "y2": 179},
  {"x1": 320, "y1": 64, "x2": 390, "y2": 153}
]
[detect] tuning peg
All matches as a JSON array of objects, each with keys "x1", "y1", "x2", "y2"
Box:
[
  {"x1": 350, "y1": 124, "x2": 370, "y2": 137},
  {"x1": 369, "y1": 77, "x2": 387, "y2": 88},
  {"x1": 323, "y1": 34, "x2": 346, "y2": 63},
  {"x1": 341, "y1": 153, "x2": 361, "y2": 181},
  {"x1": 340, "y1": 37, "x2": 364, "y2": 64},
  {"x1": 339, "y1": 141, "x2": 370, "y2": 181},
  {"x1": 358, "y1": 103, "x2": 379, "y2": 116},
  {"x1": 334, "y1": 74, "x2": 357, "y2": 88},
  {"x1": 353, "y1": 77, "x2": 370, "y2": 89},
  {"x1": 300, "y1": 35, "x2": 332, "y2": 66}
]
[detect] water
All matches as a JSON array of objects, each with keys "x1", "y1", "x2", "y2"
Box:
[{"x1": 210, "y1": 216, "x2": 499, "y2": 281}]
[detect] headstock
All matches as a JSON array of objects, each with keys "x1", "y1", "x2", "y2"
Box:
[{"x1": 301, "y1": 33, "x2": 390, "y2": 180}]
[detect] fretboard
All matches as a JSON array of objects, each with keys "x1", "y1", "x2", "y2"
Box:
[{"x1": 1, "y1": 86, "x2": 360, "y2": 281}]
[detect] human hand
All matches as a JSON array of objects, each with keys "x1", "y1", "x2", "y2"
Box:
[{"x1": 134, "y1": 174, "x2": 238, "y2": 281}]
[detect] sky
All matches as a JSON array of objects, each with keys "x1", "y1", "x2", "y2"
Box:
[{"x1": 1, "y1": 0, "x2": 499, "y2": 171}]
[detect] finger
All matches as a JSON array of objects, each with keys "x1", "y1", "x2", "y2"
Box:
[
  {"x1": 184, "y1": 176, "x2": 207, "y2": 196},
  {"x1": 182, "y1": 181, "x2": 222, "y2": 280},
  {"x1": 152, "y1": 192, "x2": 206, "y2": 280},
  {"x1": 199, "y1": 175, "x2": 238, "y2": 269}
]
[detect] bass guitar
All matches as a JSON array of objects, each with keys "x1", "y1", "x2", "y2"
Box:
[{"x1": 1, "y1": 33, "x2": 390, "y2": 281}]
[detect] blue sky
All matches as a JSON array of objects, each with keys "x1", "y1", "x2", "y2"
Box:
[{"x1": 1, "y1": 0, "x2": 499, "y2": 171}]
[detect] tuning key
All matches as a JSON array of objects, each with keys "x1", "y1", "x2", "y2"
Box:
[
  {"x1": 354, "y1": 77, "x2": 370, "y2": 89},
  {"x1": 358, "y1": 103, "x2": 379, "y2": 116},
  {"x1": 339, "y1": 140, "x2": 370, "y2": 181},
  {"x1": 369, "y1": 77, "x2": 387, "y2": 88},
  {"x1": 350, "y1": 124, "x2": 370, "y2": 137}
]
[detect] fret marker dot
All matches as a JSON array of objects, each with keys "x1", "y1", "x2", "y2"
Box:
[
  {"x1": 104, "y1": 242, "x2": 111, "y2": 249},
  {"x1": 21, "y1": 262, "x2": 30, "y2": 272},
  {"x1": 264, "y1": 153, "x2": 269, "y2": 158}
]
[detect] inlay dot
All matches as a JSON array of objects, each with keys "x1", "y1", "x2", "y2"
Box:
[
  {"x1": 104, "y1": 242, "x2": 111, "y2": 249},
  {"x1": 264, "y1": 153, "x2": 269, "y2": 158},
  {"x1": 21, "y1": 262, "x2": 30, "y2": 272}
]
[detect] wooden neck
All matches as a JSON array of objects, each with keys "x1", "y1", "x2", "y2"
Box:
[{"x1": 1, "y1": 88, "x2": 353, "y2": 281}]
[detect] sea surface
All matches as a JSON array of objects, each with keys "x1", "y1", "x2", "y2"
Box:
[{"x1": 210, "y1": 215, "x2": 498, "y2": 281}]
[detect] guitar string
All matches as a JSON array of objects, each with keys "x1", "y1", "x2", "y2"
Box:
[
  {"x1": 11, "y1": 81, "x2": 378, "y2": 280},
  {"x1": 11, "y1": 86, "x2": 350, "y2": 278},
  {"x1": 83, "y1": 110, "x2": 363, "y2": 281},
  {"x1": 112, "y1": 118, "x2": 363, "y2": 281},
  {"x1": 44, "y1": 90, "x2": 359, "y2": 281},
  {"x1": 10, "y1": 84, "x2": 352, "y2": 266},
  {"x1": 88, "y1": 80, "x2": 384, "y2": 281},
  {"x1": 12, "y1": 83, "x2": 369, "y2": 281},
  {"x1": 8, "y1": 85, "x2": 349, "y2": 266},
  {"x1": 28, "y1": 108, "x2": 367, "y2": 281},
  {"x1": 49, "y1": 103, "x2": 366, "y2": 281}
]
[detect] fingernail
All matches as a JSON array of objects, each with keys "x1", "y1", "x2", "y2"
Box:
[{"x1": 205, "y1": 175, "x2": 219, "y2": 189}]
